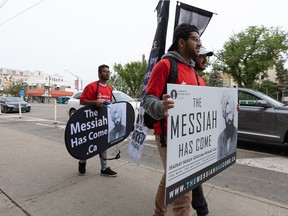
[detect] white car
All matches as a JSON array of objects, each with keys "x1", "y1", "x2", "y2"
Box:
[{"x1": 67, "y1": 90, "x2": 138, "y2": 117}]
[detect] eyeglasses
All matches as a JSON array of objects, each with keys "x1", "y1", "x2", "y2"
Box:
[{"x1": 189, "y1": 36, "x2": 202, "y2": 43}]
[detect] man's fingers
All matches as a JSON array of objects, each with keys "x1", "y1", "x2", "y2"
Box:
[{"x1": 162, "y1": 94, "x2": 171, "y2": 100}]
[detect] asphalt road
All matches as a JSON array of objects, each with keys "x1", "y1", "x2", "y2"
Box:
[{"x1": 1, "y1": 102, "x2": 287, "y2": 206}]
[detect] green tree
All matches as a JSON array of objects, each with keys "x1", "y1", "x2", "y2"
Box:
[
  {"x1": 258, "y1": 80, "x2": 278, "y2": 98},
  {"x1": 207, "y1": 71, "x2": 223, "y2": 87},
  {"x1": 5, "y1": 83, "x2": 23, "y2": 96},
  {"x1": 112, "y1": 55, "x2": 147, "y2": 98},
  {"x1": 213, "y1": 26, "x2": 288, "y2": 88},
  {"x1": 108, "y1": 73, "x2": 129, "y2": 93},
  {"x1": 275, "y1": 57, "x2": 288, "y2": 88}
]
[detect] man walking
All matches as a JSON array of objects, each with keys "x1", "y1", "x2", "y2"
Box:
[
  {"x1": 143, "y1": 23, "x2": 202, "y2": 216},
  {"x1": 78, "y1": 64, "x2": 117, "y2": 177}
]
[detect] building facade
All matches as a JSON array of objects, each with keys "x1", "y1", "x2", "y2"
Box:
[
  {"x1": 220, "y1": 67, "x2": 277, "y2": 88},
  {"x1": 0, "y1": 66, "x2": 74, "y2": 101}
]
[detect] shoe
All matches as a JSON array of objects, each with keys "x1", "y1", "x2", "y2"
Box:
[
  {"x1": 78, "y1": 161, "x2": 86, "y2": 175},
  {"x1": 198, "y1": 213, "x2": 213, "y2": 216},
  {"x1": 100, "y1": 167, "x2": 117, "y2": 177}
]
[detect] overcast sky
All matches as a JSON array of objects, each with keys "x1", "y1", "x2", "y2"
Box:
[{"x1": 1, "y1": 0, "x2": 287, "y2": 87}]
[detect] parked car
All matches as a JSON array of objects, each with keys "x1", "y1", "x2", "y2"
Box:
[
  {"x1": 67, "y1": 90, "x2": 138, "y2": 117},
  {"x1": 57, "y1": 96, "x2": 71, "y2": 104},
  {"x1": 0, "y1": 97, "x2": 31, "y2": 113},
  {"x1": 238, "y1": 88, "x2": 288, "y2": 148}
]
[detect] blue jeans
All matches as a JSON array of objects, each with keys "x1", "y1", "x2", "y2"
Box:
[
  {"x1": 192, "y1": 185, "x2": 209, "y2": 216},
  {"x1": 79, "y1": 150, "x2": 107, "y2": 170}
]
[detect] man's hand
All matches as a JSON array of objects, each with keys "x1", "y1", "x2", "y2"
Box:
[
  {"x1": 162, "y1": 94, "x2": 174, "y2": 116},
  {"x1": 95, "y1": 99, "x2": 105, "y2": 108}
]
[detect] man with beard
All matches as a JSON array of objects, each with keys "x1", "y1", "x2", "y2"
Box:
[
  {"x1": 78, "y1": 64, "x2": 117, "y2": 177},
  {"x1": 217, "y1": 91, "x2": 238, "y2": 160},
  {"x1": 108, "y1": 105, "x2": 126, "y2": 142},
  {"x1": 143, "y1": 23, "x2": 202, "y2": 216}
]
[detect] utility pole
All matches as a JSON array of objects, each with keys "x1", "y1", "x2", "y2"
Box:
[
  {"x1": 48, "y1": 76, "x2": 51, "y2": 103},
  {"x1": 64, "y1": 70, "x2": 82, "y2": 91}
]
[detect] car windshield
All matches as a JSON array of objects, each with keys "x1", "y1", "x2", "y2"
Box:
[
  {"x1": 70, "y1": 91, "x2": 133, "y2": 102},
  {"x1": 113, "y1": 91, "x2": 134, "y2": 102},
  {"x1": 73, "y1": 92, "x2": 82, "y2": 99},
  {"x1": 5, "y1": 97, "x2": 25, "y2": 102}
]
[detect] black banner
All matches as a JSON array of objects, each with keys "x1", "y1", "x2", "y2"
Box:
[
  {"x1": 174, "y1": 1, "x2": 213, "y2": 36},
  {"x1": 128, "y1": 0, "x2": 170, "y2": 164},
  {"x1": 141, "y1": 0, "x2": 170, "y2": 99},
  {"x1": 65, "y1": 102, "x2": 135, "y2": 160}
]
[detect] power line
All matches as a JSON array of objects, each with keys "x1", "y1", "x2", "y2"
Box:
[
  {"x1": 0, "y1": 0, "x2": 8, "y2": 9},
  {"x1": 0, "y1": 0, "x2": 44, "y2": 27}
]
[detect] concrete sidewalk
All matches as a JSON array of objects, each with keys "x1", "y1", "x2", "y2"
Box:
[{"x1": 1, "y1": 125, "x2": 288, "y2": 216}]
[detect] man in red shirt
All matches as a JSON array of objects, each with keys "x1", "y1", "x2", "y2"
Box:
[
  {"x1": 143, "y1": 23, "x2": 202, "y2": 216},
  {"x1": 78, "y1": 64, "x2": 117, "y2": 177}
]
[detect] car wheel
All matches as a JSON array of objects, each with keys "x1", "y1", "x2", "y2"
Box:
[
  {"x1": 69, "y1": 109, "x2": 76, "y2": 117},
  {"x1": 284, "y1": 134, "x2": 288, "y2": 154}
]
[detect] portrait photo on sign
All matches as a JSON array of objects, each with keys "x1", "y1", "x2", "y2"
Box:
[
  {"x1": 217, "y1": 90, "x2": 238, "y2": 160},
  {"x1": 108, "y1": 103, "x2": 127, "y2": 143},
  {"x1": 170, "y1": 89, "x2": 178, "y2": 99}
]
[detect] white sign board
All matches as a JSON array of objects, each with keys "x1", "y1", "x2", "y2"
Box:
[
  {"x1": 165, "y1": 84, "x2": 238, "y2": 204},
  {"x1": 128, "y1": 106, "x2": 149, "y2": 165}
]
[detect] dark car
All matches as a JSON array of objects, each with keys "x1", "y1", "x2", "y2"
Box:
[
  {"x1": 238, "y1": 88, "x2": 288, "y2": 147},
  {"x1": 0, "y1": 97, "x2": 31, "y2": 113}
]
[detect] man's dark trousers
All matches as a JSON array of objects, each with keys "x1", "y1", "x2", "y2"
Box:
[{"x1": 192, "y1": 185, "x2": 209, "y2": 216}]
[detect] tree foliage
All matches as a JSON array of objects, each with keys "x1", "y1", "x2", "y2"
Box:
[
  {"x1": 108, "y1": 73, "x2": 128, "y2": 94},
  {"x1": 258, "y1": 80, "x2": 279, "y2": 99},
  {"x1": 111, "y1": 55, "x2": 147, "y2": 99},
  {"x1": 5, "y1": 83, "x2": 23, "y2": 96},
  {"x1": 207, "y1": 71, "x2": 223, "y2": 87},
  {"x1": 275, "y1": 57, "x2": 288, "y2": 88},
  {"x1": 213, "y1": 26, "x2": 288, "y2": 88}
]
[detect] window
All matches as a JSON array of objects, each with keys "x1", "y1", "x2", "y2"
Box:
[
  {"x1": 73, "y1": 92, "x2": 82, "y2": 99},
  {"x1": 238, "y1": 91, "x2": 260, "y2": 106}
]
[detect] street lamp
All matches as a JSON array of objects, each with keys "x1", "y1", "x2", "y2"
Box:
[
  {"x1": 48, "y1": 76, "x2": 51, "y2": 103},
  {"x1": 64, "y1": 70, "x2": 82, "y2": 91}
]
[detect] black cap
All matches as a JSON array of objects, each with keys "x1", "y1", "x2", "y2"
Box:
[{"x1": 168, "y1": 23, "x2": 199, "y2": 51}]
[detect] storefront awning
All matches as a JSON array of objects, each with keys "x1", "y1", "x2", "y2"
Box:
[{"x1": 28, "y1": 89, "x2": 74, "y2": 97}]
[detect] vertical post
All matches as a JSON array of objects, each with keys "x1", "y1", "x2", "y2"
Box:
[
  {"x1": 276, "y1": 92, "x2": 279, "y2": 101},
  {"x1": 0, "y1": 104, "x2": 2, "y2": 115},
  {"x1": 48, "y1": 76, "x2": 51, "y2": 104},
  {"x1": 77, "y1": 77, "x2": 80, "y2": 91},
  {"x1": 19, "y1": 103, "x2": 22, "y2": 118},
  {"x1": 64, "y1": 70, "x2": 82, "y2": 92},
  {"x1": 54, "y1": 100, "x2": 57, "y2": 124}
]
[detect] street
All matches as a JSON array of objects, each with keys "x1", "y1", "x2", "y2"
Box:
[{"x1": 1, "y1": 103, "x2": 288, "y2": 207}]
